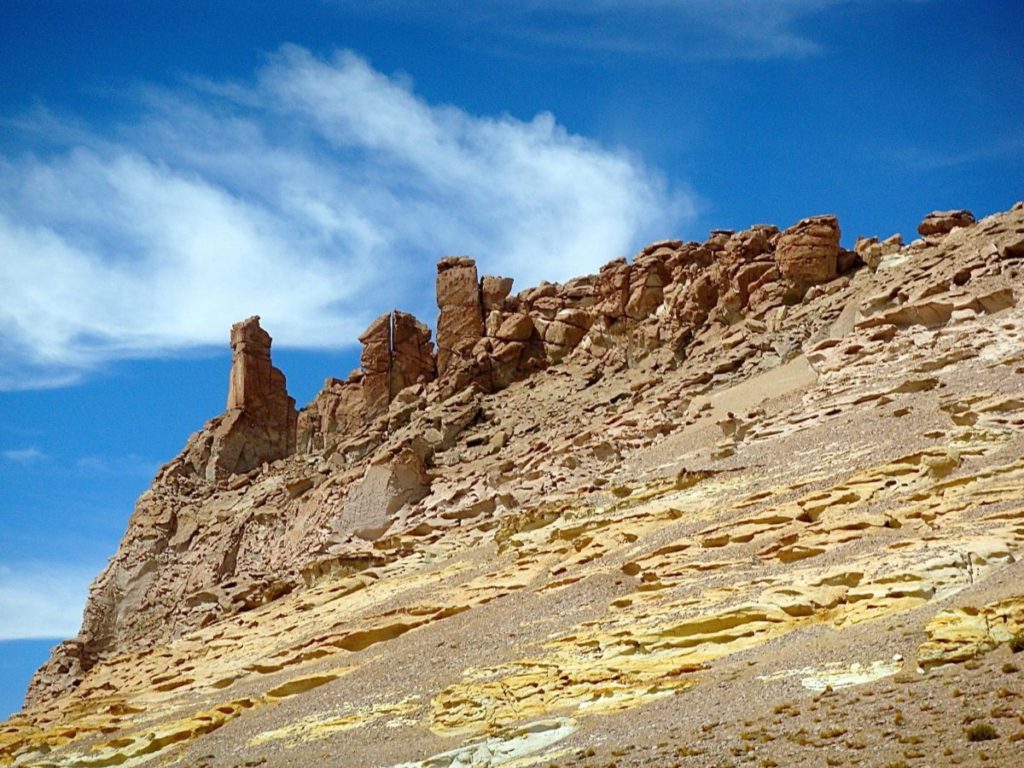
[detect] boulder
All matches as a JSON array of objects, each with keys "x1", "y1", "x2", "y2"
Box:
[
  {"x1": 854, "y1": 234, "x2": 902, "y2": 270},
  {"x1": 774, "y1": 215, "x2": 840, "y2": 289},
  {"x1": 481, "y1": 275, "x2": 514, "y2": 311},
  {"x1": 544, "y1": 320, "x2": 587, "y2": 349},
  {"x1": 339, "y1": 446, "x2": 431, "y2": 541},
  {"x1": 725, "y1": 225, "x2": 777, "y2": 260},
  {"x1": 495, "y1": 313, "x2": 535, "y2": 342},
  {"x1": 918, "y1": 209, "x2": 976, "y2": 237}
]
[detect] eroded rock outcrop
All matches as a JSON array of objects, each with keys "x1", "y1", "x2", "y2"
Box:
[
  {"x1": 338, "y1": 441, "x2": 432, "y2": 541},
  {"x1": 774, "y1": 214, "x2": 840, "y2": 291},
  {"x1": 20, "y1": 203, "x2": 1024, "y2": 768},
  {"x1": 177, "y1": 317, "x2": 298, "y2": 482},
  {"x1": 918, "y1": 208, "x2": 976, "y2": 237},
  {"x1": 359, "y1": 311, "x2": 436, "y2": 420},
  {"x1": 436, "y1": 256, "x2": 485, "y2": 378},
  {"x1": 855, "y1": 233, "x2": 903, "y2": 270},
  {"x1": 297, "y1": 310, "x2": 436, "y2": 452}
]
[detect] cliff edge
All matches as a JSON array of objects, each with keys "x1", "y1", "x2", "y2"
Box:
[{"x1": 6, "y1": 203, "x2": 1024, "y2": 768}]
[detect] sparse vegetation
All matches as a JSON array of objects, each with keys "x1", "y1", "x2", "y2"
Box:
[{"x1": 966, "y1": 722, "x2": 998, "y2": 742}]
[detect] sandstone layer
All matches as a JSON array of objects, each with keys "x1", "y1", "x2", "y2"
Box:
[{"x1": 5, "y1": 204, "x2": 1024, "y2": 768}]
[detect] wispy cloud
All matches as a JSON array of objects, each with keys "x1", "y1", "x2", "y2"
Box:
[
  {"x1": 891, "y1": 130, "x2": 1024, "y2": 171},
  {"x1": 330, "y1": 0, "x2": 904, "y2": 61},
  {"x1": 74, "y1": 453, "x2": 159, "y2": 478},
  {"x1": 0, "y1": 562, "x2": 95, "y2": 640},
  {"x1": 2, "y1": 448, "x2": 45, "y2": 463},
  {"x1": 0, "y1": 46, "x2": 689, "y2": 391}
]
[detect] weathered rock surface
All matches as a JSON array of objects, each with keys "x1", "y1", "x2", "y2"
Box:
[
  {"x1": 435, "y1": 256, "x2": 484, "y2": 377},
  {"x1": 10, "y1": 203, "x2": 1024, "y2": 768},
  {"x1": 855, "y1": 233, "x2": 903, "y2": 270},
  {"x1": 918, "y1": 208, "x2": 976, "y2": 237},
  {"x1": 193, "y1": 316, "x2": 298, "y2": 481},
  {"x1": 359, "y1": 311, "x2": 436, "y2": 420},
  {"x1": 774, "y1": 214, "x2": 840, "y2": 290}
]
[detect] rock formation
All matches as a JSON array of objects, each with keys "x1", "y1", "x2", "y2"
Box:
[
  {"x1": 9, "y1": 202, "x2": 1024, "y2": 768},
  {"x1": 177, "y1": 316, "x2": 298, "y2": 482},
  {"x1": 358, "y1": 310, "x2": 435, "y2": 420},
  {"x1": 435, "y1": 256, "x2": 484, "y2": 378},
  {"x1": 918, "y1": 208, "x2": 976, "y2": 237},
  {"x1": 855, "y1": 233, "x2": 903, "y2": 270},
  {"x1": 774, "y1": 214, "x2": 840, "y2": 291}
]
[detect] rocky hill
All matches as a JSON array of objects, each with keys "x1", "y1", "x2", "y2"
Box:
[{"x1": 3, "y1": 203, "x2": 1024, "y2": 768}]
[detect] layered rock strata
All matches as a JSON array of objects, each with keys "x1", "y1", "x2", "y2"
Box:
[{"x1": 11, "y1": 202, "x2": 1024, "y2": 768}]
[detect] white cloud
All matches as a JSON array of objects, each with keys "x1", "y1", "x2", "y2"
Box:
[
  {"x1": 0, "y1": 46, "x2": 690, "y2": 390},
  {"x1": 0, "y1": 562, "x2": 94, "y2": 640},
  {"x1": 2, "y1": 448, "x2": 45, "y2": 463}
]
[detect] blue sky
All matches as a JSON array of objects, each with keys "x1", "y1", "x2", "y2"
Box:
[{"x1": 0, "y1": 0, "x2": 1022, "y2": 716}]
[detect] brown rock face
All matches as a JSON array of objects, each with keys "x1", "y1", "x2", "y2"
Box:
[
  {"x1": 854, "y1": 234, "x2": 903, "y2": 270},
  {"x1": 20, "y1": 203, "x2": 1024, "y2": 768},
  {"x1": 227, "y1": 318, "x2": 286, "y2": 414},
  {"x1": 391, "y1": 311, "x2": 435, "y2": 394},
  {"x1": 359, "y1": 314, "x2": 393, "y2": 419},
  {"x1": 338, "y1": 443, "x2": 431, "y2": 541},
  {"x1": 595, "y1": 258, "x2": 632, "y2": 319},
  {"x1": 196, "y1": 317, "x2": 298, "y2": 480},
  {"x1": 481, "y1": 275, "x2": 514, "y2": 311},
  {"x1": 436, "y1": 256, "x2": 485, "y2": 378},
  {"x1": 295, "y1": 374, "x2": 367, "y2": 453},
  {"x1": 918, "y1": 209, "x2": 976, "y2": 237},
  {"x1": 774, "y1": 215, "x2": 841, "y2": 289},
  {"x1": 359, "y1": 312, "x2": 437, "y2": 420},
  {"x1": 625, "y1": 255, "x2": 670, "y2": 320}
]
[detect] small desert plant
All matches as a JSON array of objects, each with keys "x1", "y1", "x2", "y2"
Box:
[
  {"x1": 966, "y1": 722, "x2": 998, "y2": 742},
  {"x1": 1009, "y1": 632, "x2": 1024, "y2": 654}
]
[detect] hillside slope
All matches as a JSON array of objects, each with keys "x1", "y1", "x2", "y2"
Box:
[{"x1": 3, "y1": 203, "x2": 1024, "y2": 768}]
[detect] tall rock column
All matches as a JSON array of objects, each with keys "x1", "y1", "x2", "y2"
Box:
[
  {"x1": 359, "y1": 313, "x2": 393, "y2": 419},
  {"x1": 436, "y1": 256, "x2": 484, "y2": 377},
  {"x1": 227, "y1": 317, "x2": 297, "y2": 443},
  {"x1": 195, "y1": 316, "x2": 297, "y2": 479}
]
